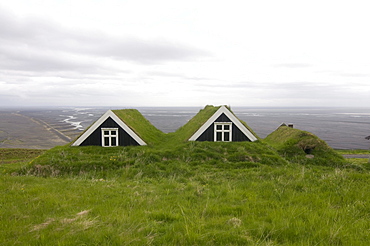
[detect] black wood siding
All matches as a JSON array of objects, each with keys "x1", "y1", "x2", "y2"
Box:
[
  {"x1": 232, "y1": 124, "x2": 251, "y2": 142},
  {"x1": 196, "y1": 113, "x2": 251, "y2": 142},
  {"x1": 196, "y1": 124, "x2": 214, "y2": 141},
  {"x1": 80, "y1": 117, "x2": 140, "y2": 146}
]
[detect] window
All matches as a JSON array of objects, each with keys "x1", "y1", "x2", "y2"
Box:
[
  {"x1": 214, "y1": 123, "x2": 232, "y2": 142},
  {"x1": 101, "y1": 128, "x2": 118, "y2": 147}
]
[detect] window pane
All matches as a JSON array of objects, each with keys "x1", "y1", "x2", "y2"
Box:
[
  {"x1": 104, "y1": 137, "x2": 110, "y2": 146},
  {"x1": 224, "y1": 132, "x2": 230, "y2": 141},
  {"x1": 224, "y1": 125, "x2": 230, "y2": 130},
  {"x1": 216, "y1": 125, "x2": 222, "y2": 130},
  {"x1": 216, "y1": 132, "x2": 222, "y2": 141},
  {"x1": 104, "y1": 131, "x2": 109, "y2": 135},
  {"x1": 111, "y1": 131, "x2": 116, "y2": 135},
  {"x1": 111, "y1": 137, "x2": 117, "y2": 146}
]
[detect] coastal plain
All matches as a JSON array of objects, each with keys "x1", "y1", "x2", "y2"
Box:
[{"x1": 0, "y1": 111, "x2": 77, "y2": 149}]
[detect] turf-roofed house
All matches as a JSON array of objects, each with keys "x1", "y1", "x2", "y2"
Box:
[
  {"x1": 188, "y1": 105, "x2": 258, "y2": 142},
  {"x1": 71, "y1": 109, "x2": 162, "y2": 147},
  {"x1": 71, "y1": 105, "x2": 258, "y2": 147}
]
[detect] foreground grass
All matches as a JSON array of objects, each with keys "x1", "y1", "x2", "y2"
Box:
[{"x1": 1, "y1": 148, "x2": 370, "y2": 245}]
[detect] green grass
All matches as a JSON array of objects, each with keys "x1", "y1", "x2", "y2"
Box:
[
  {"x1": 0, "y1": 148, "x2": 45, "y2": 173},
  {"x1": 2, "y1": 124, "x2": 369, "y2": 245},
  {"x1": 0, "y1": 148, "x2": 45, "y2": 163},
  {"x1": 1, "y1": 150, "x2": 370, "y2": 245}
]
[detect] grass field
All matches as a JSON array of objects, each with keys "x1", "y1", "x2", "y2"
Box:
[{"x1": 1, "y1": 145, "x2": 370, "y2": 245}]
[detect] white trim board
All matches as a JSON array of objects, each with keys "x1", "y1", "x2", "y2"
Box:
[
  {"x1": 71, "y1": 110, "x2": 147, "y2": 146},
  {"x1": 188, "y1": 106, "x2": 258, "y2": 142}
]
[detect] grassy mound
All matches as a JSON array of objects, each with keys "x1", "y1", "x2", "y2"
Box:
[
  {"x1": 17, "y1": 141, "x2": 287, "y2": 177},
  {"x1": 264, "y1": 126, "x2": 347, "y2": 167}
]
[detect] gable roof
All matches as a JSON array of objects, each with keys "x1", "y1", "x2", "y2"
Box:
[
  {"x1": 71, "y1": 110, "x2": 147, "y2": 146},
  {"x1": 188, "y1": 105, "x2": 258, "y2": 142}
]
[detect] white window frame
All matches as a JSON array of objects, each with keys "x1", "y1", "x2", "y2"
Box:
[
  {"x1": 214, "y1": 123, "x2": 232, "y2": 142},
  {"x1": 101, "y1": 128, "x2": 119, "y2": 147}
]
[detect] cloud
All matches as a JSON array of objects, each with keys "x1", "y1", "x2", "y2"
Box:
[
  {"x1": 90, "y1": 38, "x2": 211, "y2": 64},
  {"x1": 144, "y1": 71, "x2": 214, "y2": 82},
  {"x1": 1, "y1": 2, "x2": 370, "y2": 108},
  {"x1": 0, "y1": 7, "x2": 211, "y2": 76},
  {"x1": 0, "y1": 46, "x2": 101, "y2": 73},
  {"x1": 315, "y1": 70, "x2": 370, "y2": 80},
  {"x1": 274, "y1": 63, "x2": 313, "y2": 69},
  {"x1": 338, "y1": 73, "x2": 370, "y2": 78}
]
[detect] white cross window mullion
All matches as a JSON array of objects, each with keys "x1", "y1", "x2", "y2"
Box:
[
  {"x1": 214, "y1": 123, "x2": 232, "y2": 142},
  {"x1": 101, "y1": 128, "x2": 118, "y2": 147}
]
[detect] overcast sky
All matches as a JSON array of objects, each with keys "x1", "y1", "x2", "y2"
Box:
[{"x1": 1, "y1": 0, "x2": 369, "y2": 108}]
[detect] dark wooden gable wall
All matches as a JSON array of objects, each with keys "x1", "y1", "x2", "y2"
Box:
[
  {"x1": 80, "y1": 117, "x2": 140, "y2": 146},
  {"x1": 196, "y1": 113, "x2": 251, "y2": 142}
]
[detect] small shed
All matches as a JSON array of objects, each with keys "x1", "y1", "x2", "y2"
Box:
[
  {"x1": 189, "y1": 105, "x2": 258, "y2": 142},
  {"x1": 71, "y1": 110, "x2": 147, "y2": 147}
]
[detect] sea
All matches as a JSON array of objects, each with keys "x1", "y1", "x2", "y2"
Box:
[{"x1": 15, "y1": 107, "x2": 370, "y2": 150}]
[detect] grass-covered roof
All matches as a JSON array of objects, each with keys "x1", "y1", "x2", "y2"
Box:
[{"x1": 112, "y1": 109, "x2": 165, "y2": 146}]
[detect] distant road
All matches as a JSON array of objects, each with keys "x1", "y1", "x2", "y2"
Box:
[
  {"x1": 342, "y1": 154, "x2": 369, "y2": 159},
  {"x1": 15, "y1": 113, "x2": 72, "y2": 142}
]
